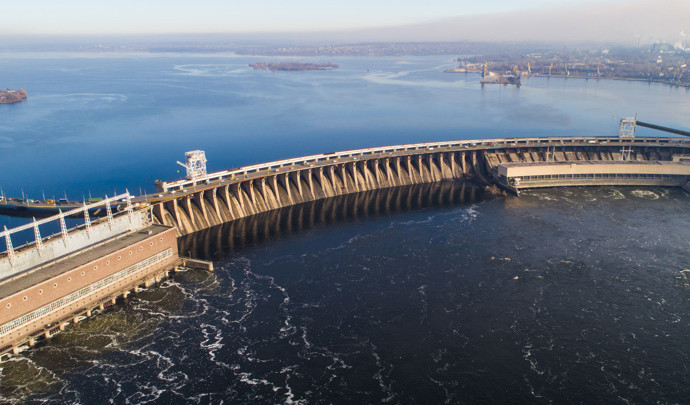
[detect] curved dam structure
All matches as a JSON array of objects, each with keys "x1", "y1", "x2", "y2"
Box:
[
  {"x1": 1, "y1": 134, "x2": 689, "y2": 357},
  {"x1": 148, "y1": 136, "x2": 690, "y2": 237}
]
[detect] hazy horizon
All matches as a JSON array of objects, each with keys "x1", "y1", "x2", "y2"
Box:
[{"x1": 1, "y1": 0, "x2": 688, "y2": 45}]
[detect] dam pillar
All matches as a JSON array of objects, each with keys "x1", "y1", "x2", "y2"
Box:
[
  {"x1": 383, "y1": 158, "x2": 393, "y2": 187},
  {"x1": 347, "y1": 162, "x2": 360, "y2": 192},
  {"x1": 328, "y1": 165, "x2": 340, "y2": 195},
  {"x1": 460, "y1": 152, "x2": 467, "y2": 175},
  {"x1": 211, "y1": 187, "x2": 223, "y2": 222},
  {"x1": 450, "y1": 152, "x2": 459, "y2": 178},
  {"x1": 237, "y1": 182, "x2": 254, "y2": 216},
  {"x1": 319, "y1": 167, "x2": 335, "y2": 198},
  {"x1": 194, "y1": 191, "x2": 209, "y2": 228},
  {"x1": 152, "y1": 203, "x2": 165, "y2": 225},
  {"x1": 282, "y1": 173, "x2": 295, "y2": 205},
  {"x1": 372, "y1": 159, "x2": 383, "y2": 187},
  {"x1": 292, "y1": 171, "x2": 304, "y2": 200},
  {"x1": 343, "y1": 163, "x2": 354, "y2": 193},
  {"x1": 268, "y1": 176, "x2": 280, "y2": 209},
  {"x1": 164, "y1": 199, "x2": 178, "y2": 226},
  {"x1": 394, "y1": 157, "x2": 403, "y2": 185},
  {"x1": 304, "y1": 170, "x2": 316, "y2": 200},
  {"x1": 183, "y1": 197, "x2": 196, "y2": 231}
]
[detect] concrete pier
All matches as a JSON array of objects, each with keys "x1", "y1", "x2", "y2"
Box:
[{"x1": 180, "y1": 257, "x2": 214, "y2": 271}]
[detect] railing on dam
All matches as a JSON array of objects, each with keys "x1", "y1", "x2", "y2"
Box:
[
  {"x1": 0, "y1": 193, "x2": 146, "y2": 280},
  {"x1": 155, "y1": 136, "x2": 690, "y2": 193}
]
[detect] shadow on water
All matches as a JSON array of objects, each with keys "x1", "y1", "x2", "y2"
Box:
[{"x1": 179, "y1": 181, "x2": 495, "y2": 259}]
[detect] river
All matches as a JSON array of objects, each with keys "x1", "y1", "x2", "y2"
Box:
[{"x1": 0, "y1": 53, "x2": 689, "y2": 403}]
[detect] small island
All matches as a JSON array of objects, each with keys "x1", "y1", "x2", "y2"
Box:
[
  {"x1": 0, "y1": 89, "x2": 27, "y2": 104},
  {"x1": 250, "y1": 62, "x2": 338, "y2": 71}
]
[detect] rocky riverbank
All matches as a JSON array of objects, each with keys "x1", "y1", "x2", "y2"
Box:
[{"x1": 0, "y1": 89, "x2": 27, "y2": 104}]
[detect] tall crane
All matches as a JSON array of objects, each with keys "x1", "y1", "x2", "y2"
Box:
[
  {"x1": 677, "y1": 65, "x2": 685, "y2": 84},
  {"x1": 672, "y1": 68, "x2": 680, "y2": 82},
  {"x1": 635, "y1": 120, "x2": 690, "y2": 137}
]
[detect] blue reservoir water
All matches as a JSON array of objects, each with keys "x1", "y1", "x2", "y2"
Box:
[
  {"x1": 0, "y1": 53, "x2": 689, "y2": 403},
  {"x1": 1, "y1": 53, "x2": 689, "y2": 201}
]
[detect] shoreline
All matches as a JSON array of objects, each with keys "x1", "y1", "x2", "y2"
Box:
[
  {"x1": 0, "y1": 89, "x2": 28, "y2": 104},
  {"x1": 445, "y1": 70, "x2": 690, "y2": 89},
  {"x1": 528, "y1": 74, "x2": 690, "y2": 89}
]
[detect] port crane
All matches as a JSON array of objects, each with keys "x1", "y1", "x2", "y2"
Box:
[{"x1": 622, "y1": 117, "x2": 690, "y2": 138}]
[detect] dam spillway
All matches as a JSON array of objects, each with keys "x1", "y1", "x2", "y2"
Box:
[
  {"x1": 148, "y1": 136, "x2": 690, "y2": 237},
  {"x1": 1, "y1": 134, "x2": 689, "y2": 358}
]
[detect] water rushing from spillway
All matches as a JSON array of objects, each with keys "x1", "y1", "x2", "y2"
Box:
[{"x1": 1, "y1": 184, "x2": 689, "y2": 403}]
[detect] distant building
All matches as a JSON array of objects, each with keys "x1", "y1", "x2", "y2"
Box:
[{"x1": 651, "y1": 43, "x2": 675, "y2": 54}]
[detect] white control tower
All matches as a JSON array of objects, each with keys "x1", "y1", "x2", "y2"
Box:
[{"x1": 177, "y1": 150, "x2": 208, "y2": 180}]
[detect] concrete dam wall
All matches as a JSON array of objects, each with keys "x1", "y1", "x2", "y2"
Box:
[
  {"x1": 150, "y1": 137, "x2": 690, "y2": 237},
  {"x1": 154, "y1": 151, "x2": 485, "y2": 236}
]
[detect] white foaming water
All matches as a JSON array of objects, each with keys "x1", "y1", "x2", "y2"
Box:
[
  {"x1": 200, "y1": 323, "x2": 228, "y2": 368},
  {"x1": 363, "y1": 62, "x2": 468, "y2": 89},
  {"x1": 369, "y1": 341, "x2": 396, "y2": 403},
  {"x1": 172, "y1": 64, "x2": 248, "y2": 77},
  {"x1": 38, "y1": 93, "x2": 128, "y2": 103},
  {"x1": 3, "y1": 185, "x2": 688, "y2": 403},
  {"x1": 631, "y1": 190, "x2": 660, "y2": 200},
  {"x1": 606, "y1": 189, "x2": 626, "y2": 200}
]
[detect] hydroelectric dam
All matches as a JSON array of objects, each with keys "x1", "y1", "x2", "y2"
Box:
[
  {"x1": 147, "y1": 134, "x2": 690, "y2": 237},
  {"x1": 1, "y1": 120, "x2": 690, "y2": 357}
]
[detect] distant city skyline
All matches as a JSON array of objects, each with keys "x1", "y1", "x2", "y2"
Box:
[{"x1": 2, "y1": 0, "x2": 688, "y2": 44}]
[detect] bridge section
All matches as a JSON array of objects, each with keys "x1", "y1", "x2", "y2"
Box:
[
  {"x1": 147, "y1": 136, "x2": 690, "y2": 236},
  {"x1": 0, "y1": 195, "x2": 179, "y2": 356},
  {"x1": 0, "y1": 194, "x2": 143, "y2": 279}
]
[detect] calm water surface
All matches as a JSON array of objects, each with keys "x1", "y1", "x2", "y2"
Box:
[
  {"x1": 0, "y1": 54, "x2": 689, "y2": 403},
  {"x1": 1, "y1": 52, "x2": 689, "y2": 201}
]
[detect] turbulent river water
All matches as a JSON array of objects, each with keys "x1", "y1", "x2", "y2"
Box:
[
  {"x1": 1, "y1": 184, "x2": 689, "y2": 403},
  {"x1": 0, "y1": 53, "x2": 689, "y2": 403}
]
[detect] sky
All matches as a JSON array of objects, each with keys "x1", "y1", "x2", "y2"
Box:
[{"x1": 1, "y1": 0, "x2": 688, "y2": 43}]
